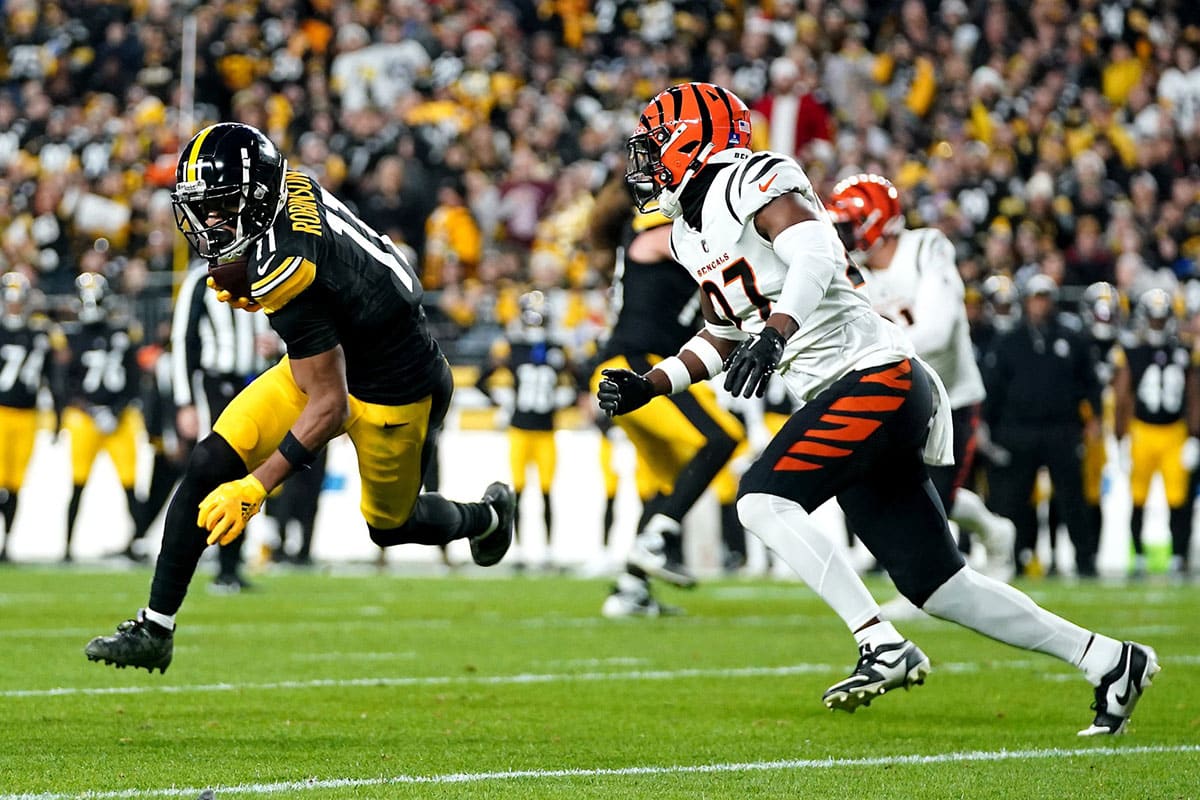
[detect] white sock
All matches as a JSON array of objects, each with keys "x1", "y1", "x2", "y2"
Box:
[
  {"x1": 143, "y1": 607, "x2": 175, "y2": 630},
  {"x1": 480, "y1": 507, "x2": 499, "y2": 536},
  {"x1": 921, "y1": 566, "x2": 1119, "y2": 681},
  {"x1": 1077, "y1": 634, "x2": 1126, "y2": 685},
  {"x1": 949, "y1": 488, "x2": 999, "y2": 535},
  {"x1": 853, "y1": 620, "x2": 904, "y2": 651},
  {"x1": 738, "y1": 493, "x2": 882, "y2": 632}
]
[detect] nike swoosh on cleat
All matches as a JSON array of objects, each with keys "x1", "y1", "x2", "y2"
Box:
[
  {"x1": 758, "y1": 174, "x2": 777, "y2": 192},
  {"x1": 1113, "y1": 651, "x2": 1136, "y2": 707},
  {"x1": 382, "y1": 422, "x2": 410, "y2": 429}
]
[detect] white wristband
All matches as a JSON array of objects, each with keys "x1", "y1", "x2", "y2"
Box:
[
  {"x1": 653, "y1": 355, "x2": 692, "y2": 395},
  {"x1": 705, "y1": 318, "x2": 748, "y2": 342},
  {"x1": 682, "y1": 335, "x2": 725, "y2": 378}
]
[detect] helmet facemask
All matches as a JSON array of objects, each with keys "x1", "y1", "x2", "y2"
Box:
[
  {"x1": 171, "y1": 123, "x2": 289, "y2": 264},
  {"x1": 172, "y1": 172, "x2": 285, "y2": 262}
]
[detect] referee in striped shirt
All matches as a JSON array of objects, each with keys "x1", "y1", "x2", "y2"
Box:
[{"x1": 172, "y1": 261, "x2": 271, "y2": 592}]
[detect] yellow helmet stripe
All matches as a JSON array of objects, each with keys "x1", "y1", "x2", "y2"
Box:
[{"x1": 185, "y1": 125, "x2": 216, "y2": 182}]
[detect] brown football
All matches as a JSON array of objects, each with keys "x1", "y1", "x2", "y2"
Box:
[{"x1": 207, "y1": 259, "x2": 251, "y2": 299}]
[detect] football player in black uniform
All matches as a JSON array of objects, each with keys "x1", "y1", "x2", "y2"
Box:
[
  {"x1": 1112, "y1": 288, "x2": 1200, "y2": 576},
  {"x1": 53, "y1": 273, "x2": 144, "y2": 562},
  {"x1": 86, "y1": 123, "x2": 516, "y2": 672},
  {"x1": 1078, "y1": 282, "x2": 1123, "y2": 566},
  {"x1": 476, "y1": 290, "x2": 575, "y2": 567},
  {"x1": 0, "y1": 272, "x2": 52, "y2": 561},
  {"x1": 588, "y1": 176, "x2": 744, "y2": 616}
]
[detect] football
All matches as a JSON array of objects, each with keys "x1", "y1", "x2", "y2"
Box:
[{"x1": 207, "y1": 258, "x2": 251, "y2": 299}]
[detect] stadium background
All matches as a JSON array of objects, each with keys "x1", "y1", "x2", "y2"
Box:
[{"x1": 1, "y1": 0, "x2": 1199, "y2": 573}]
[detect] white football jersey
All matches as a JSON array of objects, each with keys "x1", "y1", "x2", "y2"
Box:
[
  {"x1": 860, "y1": 228, "x2": 986, "y2": 409},
  {"x1": 667, "y1": 149, "x2": 913, "y2": 403}
]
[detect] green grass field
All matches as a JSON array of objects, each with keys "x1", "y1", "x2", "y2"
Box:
[{"x1": 1, "y1": 565, "x2": 1196, "y2": 799}]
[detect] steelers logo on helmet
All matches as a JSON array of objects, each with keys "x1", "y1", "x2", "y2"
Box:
[
  {"x1": 981, "y1": 274, "x2": 1020, "y2": 332},
  {"x1": 1079, "y1": 281, "x2": 1122, "y2": 342},
  {"x1": 1135, "y1": 287, "x2": 1179, "y2": 347},
  {"x1": 826, "y1": 174, "x2": 904, "y2": 254},
  {"x1": 515, "y1": 290, "x2": 550, "y2": 344},
  {"x1": 1, "y1": 271, "x2": 31, "y2": 329},
  {"x1": 75, "y1": 272, "x2": 109, "y2": 325},
  {"x1": 172, "y1": 122, "x2": 288, "y2": 264},
  {"x1": 625, "y1": 82, "x2": 752, "y2": 215}
]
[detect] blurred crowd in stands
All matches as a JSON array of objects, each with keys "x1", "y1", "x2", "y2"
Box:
[{"x1": 0, "y1": 0, "x2": 1198, "y2": 362}]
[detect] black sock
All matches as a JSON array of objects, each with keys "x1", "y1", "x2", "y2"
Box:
[
  {"x1": 150, "y1": 436, "x2": 247, "y2": 615},
  {"x1": 542, "y1": 492, "x2": 552, "y2": 547},
  {"x1": 218, "y1": 536, "x2": 246, "y2": 578},
  {"x1": 368, "y1": 494, "x2": 494, "y2": 548},
  {"x1": 66, "y1": 484, "x2": 85, "y2": 556},
  {"x1": 603, "y1": 496, "x2": 616, "y2": 547},
  {"x1": 720, "y1": 502, "x2": 746, "y2": 562},
  {"x1": 663, "y1": 528, "x2": 684, "y2": 564},
  {"x1": 0, "y1": 490, "x2": 16, "y2": 532},
  {"x1": 134, "y1": 453, "x2": 184, "y2": 541},
  {"x1": 512, "y1": 495, "x2": 522, "y2": 546},
  {"x1": 1130, "y1": 506, "x2": 1145, "y2": 554},
  {"x1": 1169, "y1": 505, "x2": 1191, "y2": 565}
]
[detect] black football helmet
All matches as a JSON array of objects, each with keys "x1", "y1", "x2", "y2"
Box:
[{"x1": 172, "y1": 123, "x2": 287, "y2": 262}]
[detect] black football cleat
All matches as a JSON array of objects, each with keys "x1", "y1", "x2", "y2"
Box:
[
  {"x1": 85, "y1": 609, "x2": 174, "y2": 674},
  {"x1": 470, "y1": 482, "x2": 515, "y2": 567},
  {"x1": 823, "y1": 639, "x2": 930, "y2": 712},
  {"x1": 1078, "y1": 641, "x2": 1160, "y2": 735}
]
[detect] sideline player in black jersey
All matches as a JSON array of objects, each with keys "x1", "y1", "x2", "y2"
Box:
[
  {"x1": 1113, "y1": 288, "x2": 1200, "y2": 576},
  {"x1": 0, "y1": 272, "x2": 52, "y2": 561},
  {"x1": 588, "y1": 175, "x2": 744, "y2": 616},
  {"x1": 476, "y1": 290, "x2": 575, "y2": 567},
  {"x1": 53, "y1": 274, "x2": 144, "y2": 562},
  {"x1": 86, "y1": 123, "x2": 516, "y2": 672}
]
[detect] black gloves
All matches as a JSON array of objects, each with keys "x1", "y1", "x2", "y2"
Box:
[
  {"x1": 597, "y1": 368, "x2": 654, "y2": 417},
  {"x1": 723, "y1": 327, "x2": 786, "y2": 399}
]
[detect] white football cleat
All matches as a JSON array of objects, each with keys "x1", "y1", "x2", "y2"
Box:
[{"x1": 1078, "y1": 641, "x2": 1160, "y2": 735}]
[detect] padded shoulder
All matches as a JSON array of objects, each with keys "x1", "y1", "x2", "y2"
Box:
[{"x1": 723, "y1": 151, "x2": 820, "y2": 225}]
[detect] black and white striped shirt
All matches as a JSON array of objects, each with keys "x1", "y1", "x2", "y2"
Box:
[{"x1": 171, "y1": 263, "x2": 271, "y2": 408}]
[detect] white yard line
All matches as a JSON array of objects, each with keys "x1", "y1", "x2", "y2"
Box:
[
  {"x1": 3, "y1": 744, "x2": 1196, "y2": 799},
  {"x1": 1, "y1": 663, "x2": 840, "y2": 698},
  {"x1": 0, "y1": 658, "x2": 1082, "y2": 698}
]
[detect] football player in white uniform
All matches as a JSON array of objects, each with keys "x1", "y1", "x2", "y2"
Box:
[
  {"x1": 826, "y1": 174, "x2": 1015, "y2": 582},
  {"x1": 597, "y1": 81, "x2": 1157, "y2": 734}
]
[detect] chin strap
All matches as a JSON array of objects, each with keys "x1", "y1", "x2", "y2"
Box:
[{"x1": 658, "y1": 142, "x2": 715, "y2": 219}]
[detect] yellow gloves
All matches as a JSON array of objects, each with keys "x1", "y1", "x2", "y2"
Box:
[
  {"x1": 206, "y1": 277, "x2": 262, "y2": 312},
  {"x1": 198, "y1": 475, "x2": 267, "y2": 545}
]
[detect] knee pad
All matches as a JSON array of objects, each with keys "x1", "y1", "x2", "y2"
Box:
[
  {"x1": 186, "y1": 435, "x2": 248, "y2": 490},
  {"x1": 736, "y1": 492, "x2": 772, "y2": 532}
]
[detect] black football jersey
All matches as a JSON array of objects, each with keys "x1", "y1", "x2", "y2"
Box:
[
  {"x1": 1122, "y1": 340, "x2": 1194, "y2": 425},
  {"x1": 244, "y1": 170, "x2": 440, "y2": 405},
  {"x1": 0, "y1": 319, "x2": 52, "y2": 409},
  {"x1": 508, "y1": 341, "x2": 568, "y2": 431},
  {"x1": 60, "y1": 319, "x2": 140, "y2": 411},
  {"x1": 600, "y1": 214, "x2": 700, "y2": 361}
]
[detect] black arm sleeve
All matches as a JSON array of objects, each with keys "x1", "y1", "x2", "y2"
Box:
[{"x1": 266, "y1": 287, "x2": 340, "y2": 360}]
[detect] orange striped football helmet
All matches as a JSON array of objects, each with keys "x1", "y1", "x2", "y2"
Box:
[
  {"x1": 625, "y1": 82, "x2": 752, "y2": 212},
  {"x1": 825, "y1": 173, "x2": 904, "y2": 252}
]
